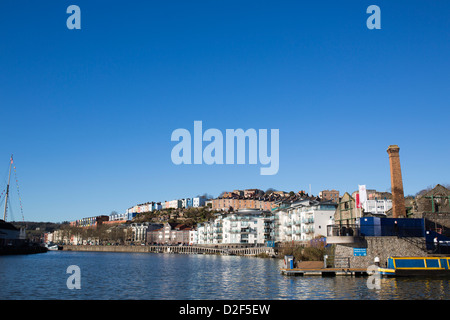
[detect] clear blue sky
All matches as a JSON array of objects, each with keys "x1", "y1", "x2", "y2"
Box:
[{"x1": 0, "y1": 1, "x2": 449, "y2": 222}]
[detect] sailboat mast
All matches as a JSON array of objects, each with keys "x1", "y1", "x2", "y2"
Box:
[{"x1": 3, "y1": 155, "x2": 13, "y2": 221}]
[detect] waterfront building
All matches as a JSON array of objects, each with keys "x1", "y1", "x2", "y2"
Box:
[
  {"x1": 147, "y1": 227, "x2": 164, "y2": 244},
  {"x1": 334, "y1": 192, "x2": 360, "y2": 226},
  {"x1": 196, "y1": 223, "x2": 206, "y2": 244},
  {"x1": 71, "y1": 233, "x2": 83, "y2": 245},
  {"x1": 274, "y1": 199, "x2": 337, "y2": 242},
  {"x1": 327, "y1": 215, "x2": 433, "y2": 269},
  {"x1": 147, "y1": 222, "x2": 192, "y2": 245},
  {"x1": 205, "y1": 221, "x2": 214, "y2": 243},
  {"x1": 274, "y1": 207, "x2": 290, "y2": 243},
  {"x1": 221, "y1": 209, "x2": 273, "y2": 245},
  {"x1": 52, "y1": 229, "x2": 72, "y2": 244},
  {"x1": 189, "y1": 228, "x2": 197, "y2": 245},
  {"x1": 196, "y1": 220, "x2": 219, "y2": 245},
  {"x1": 131, "y1": 222, "x2": 163, "y2": 243},
  {"x1": 212, "y1": 216, "x2": 223, "y2": 244}
]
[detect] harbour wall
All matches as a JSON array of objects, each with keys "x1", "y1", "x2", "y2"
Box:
[
  {"x1": 62, "y1": 245, "x2": 275, "y2": 256},
  {"x1": 335, "y1": 236, "x2": 427, "y2": 269}
]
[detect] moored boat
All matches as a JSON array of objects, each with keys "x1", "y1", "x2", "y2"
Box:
[
  {"x1": 379, "y1": 256, "x2": 450, "y2": 277},
  {"x1": 45, "y1": 243, "x2": 62, "y2": 251},
  {"x1": 0, "y1": 155, "x2": 47, "y2": 255}
]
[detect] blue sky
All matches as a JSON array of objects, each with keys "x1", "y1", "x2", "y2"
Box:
[{"x1": 0, "y1": 1, "x2": 449, "y2": 222}]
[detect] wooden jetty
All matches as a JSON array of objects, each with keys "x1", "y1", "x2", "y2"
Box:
[
  {"x1": 280, "y1": 267, "x2": 368, "y2": 277},
  {"x1": 280, "y1": 261, "x2": 368, "y2": 277}
]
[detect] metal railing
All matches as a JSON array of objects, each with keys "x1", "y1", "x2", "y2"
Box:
[
  {"x1": 327, "y1": 223, "x2": 425, "y2": 239},
  {"x1": 327, "y1": 224, "x2": 360, "y2": 237},
  {"x1": 324, "y1": 255, "x2": 350, "y2": 268}
]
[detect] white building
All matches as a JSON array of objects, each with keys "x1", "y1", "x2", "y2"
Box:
[
  {"x1": 222, "y1": 209, "x2": 273, "y2": 245},
  {"x1": 181, "y1": 198, "x2": 191, "y2": 208},
  {"x1": 362, "y1": 199, "x2": 392, "y2": 216},
  {"x1": 110, "y1": 212, "x2": 128, "y2": 221},
  {"x1": 131, "y1": 222, "x2": 163, "y2": 243},
  {"x1": 168, "y1": 199, "x2": 182, "y2": 209},
  {"x1": 193, "y1": 197, "x2": 206, "y2": 208},
  {"x1": 197, "y1": 224, "x2": 206, "y2": 244},
  {"x1": 189, "y1": 229, "x2": 197, "y2": 245},
  {"x1": 275, "y1": 199, "x2": 337, "y2": 242},
  {"x1": 194, "y1": 209, "x2": 273, "y2": 246}
]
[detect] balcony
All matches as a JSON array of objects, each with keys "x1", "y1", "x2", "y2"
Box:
[
  {"x1": 301, "y1": 217, "x2": 314, "y2": 224},
  {"x1": 326, "y1": 224, "x2": 362, "y2": 244}
]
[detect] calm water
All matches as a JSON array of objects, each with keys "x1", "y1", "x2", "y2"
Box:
[{"x1": 0, "y1": 251, "x2": 449, "y2": 300}]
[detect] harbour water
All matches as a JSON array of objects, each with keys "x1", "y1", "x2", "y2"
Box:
[{"x1": 0, "y1": 251, "x2": 449, "y2": 300}]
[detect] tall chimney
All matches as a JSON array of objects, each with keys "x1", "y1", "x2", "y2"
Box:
[{"x1": 387, "y1": 145, "x2": 406, "y2": 218}]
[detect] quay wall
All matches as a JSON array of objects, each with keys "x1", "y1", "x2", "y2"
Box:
[
  {"x1": 63, "y1": 245, "x2": 153, "y2": 253},
  {"x1": 62, "y1": 245, "x2": 275, "y2": 256},
  {"x1": 335, "y1": 236, "x2": 427, "y2": 269}
]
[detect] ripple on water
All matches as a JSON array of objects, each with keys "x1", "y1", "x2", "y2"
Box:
[{"x1": 1, "y1": 251, "x2": 449, "y2": 300}]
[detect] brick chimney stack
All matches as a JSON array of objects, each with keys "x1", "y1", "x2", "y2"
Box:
[{"x1": 387, "y1": 145, "x2": 406, "y2": 218}]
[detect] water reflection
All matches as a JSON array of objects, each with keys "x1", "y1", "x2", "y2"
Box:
[{"x1": 0, "y1": 251, "x2": 449, "y2": 300}]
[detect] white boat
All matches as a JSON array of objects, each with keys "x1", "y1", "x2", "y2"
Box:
[{"x1": 45, "y1": 243, "x2": 61, "y2": 251}]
